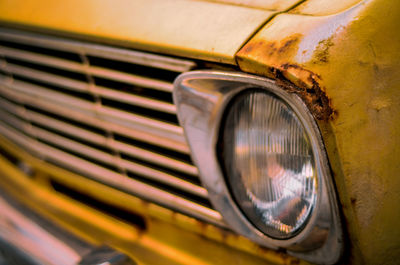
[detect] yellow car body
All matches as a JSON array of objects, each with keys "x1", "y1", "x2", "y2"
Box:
[{"x1": 0, "y1": 0, "x2": 399, "y2": 264}]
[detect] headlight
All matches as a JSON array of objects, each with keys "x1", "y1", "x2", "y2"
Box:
[
  {"x1": 173, "y1": 71, "x2": 343, "y2": 265},
  {"x1": 220, "y1": 90, "x2": 317, "y2": 239}
]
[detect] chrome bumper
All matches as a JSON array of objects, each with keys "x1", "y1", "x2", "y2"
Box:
[{"x1": 0, "y1": 190, "x2": 136, "y2": 265}]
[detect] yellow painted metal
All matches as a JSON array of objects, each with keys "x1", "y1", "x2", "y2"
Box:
[
  {"x1": 290, "y1": 0, "x2": 364, "y2": 16},
  {"x1": 0, "y1": 136, "x2": 306, "y2": 265},
  {"x1": 201, "y1": 0, "x2": 302, "y2": 11},
  {"x1": 236, "y1": 0, "x2": 400, "y2": 264},
  {"x1": 0, "y1": 0, "x2": 274, "y2": 65}
]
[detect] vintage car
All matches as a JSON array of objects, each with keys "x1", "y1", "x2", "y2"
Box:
[{"x1": 0, "y1": 0, "x2": 399, "y2": 264}]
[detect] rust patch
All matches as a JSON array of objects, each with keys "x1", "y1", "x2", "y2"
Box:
[
  {"x1": 266, "y1": 34, "x2": 302, "y2": 58},
  {"x1": 238, "y1": 34, "x2": 335, "y2": 121},
  {"x1": 242, "y1": 40, "x2": 263, "y2": 54},
  {"x1": 195, "y1": 219, "x2": 208, "y2": 237},
  {"x1": 350, "y1": 197, "x2": 357, "y2": 207},
  {"x1": 239, "y1": 34, "x2": 302, "y2": 62},
  {"x1": 312, "y1": 36, "x2": 335, "y2": 64},
  {"x1": 256, "y1": 245, "x2": 301, "y2": 265},
  {"x1": 278, "y1": 37, "x2": 299, "y2": 54},
  {"x1": 272, "y1": 64, "x2": 333, "y2": 120}
]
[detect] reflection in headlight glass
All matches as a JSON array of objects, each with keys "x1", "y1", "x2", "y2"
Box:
[{"x1": 221, "y1": 90, "x2": 317, "y2": 239}]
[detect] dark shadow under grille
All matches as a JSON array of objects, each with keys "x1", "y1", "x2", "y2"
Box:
[
  {"x1": 51, "y1": 179, "x2": 147, "y2": 230},
  {"x1": 0, "y1": 39, "x2": 82, "y2": 62},
  {"x1": 93, "y1": 76, "x2": 174, "y2": 104}
]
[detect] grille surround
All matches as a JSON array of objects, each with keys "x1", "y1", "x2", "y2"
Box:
[{"x1": 0, "y1": 28, "x2": 225, "y2": 227}]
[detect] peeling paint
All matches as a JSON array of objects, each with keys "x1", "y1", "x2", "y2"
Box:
[{"x1": 369, "y1": 97, "x2": 392, "y2": 112}]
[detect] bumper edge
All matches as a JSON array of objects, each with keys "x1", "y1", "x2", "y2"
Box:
[{"x1": 0, "y1": 189, "x2": 137, "y2": 265}]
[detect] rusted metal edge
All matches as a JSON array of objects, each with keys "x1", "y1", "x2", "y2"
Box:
[
  {"x1": 236, "y1": 55, "x2": 334, "y2": 121},
  {"x1": 271, "y1": 63, "x2": 333, "y2": 120},
  {"x1": 233, "y1": 1, "x2": 334, "y2": 121}
]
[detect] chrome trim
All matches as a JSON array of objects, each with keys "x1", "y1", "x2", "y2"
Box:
[
  {"x1": 0, "y1": 62, "x2": 177, "y2": 114},
  {"x1": 0, "y1": 45, "x2": 174, "y2": 92},
  {"x1": 79, "y1": 245, "x2": 137, "y2": 265},
  {"x1": 0, "y1": 190, "x2": 137, "y2": 265},
  {"x1": 173, "y1": 71, "x2": 343, "y2": 264},
  {"x1": 0, "y1": 28, "x2": 225, "y2": 227}
]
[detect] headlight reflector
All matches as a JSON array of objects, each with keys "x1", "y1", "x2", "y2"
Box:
[{"x1": 221, "y1": 90, "x2": 317, "y2": 239}]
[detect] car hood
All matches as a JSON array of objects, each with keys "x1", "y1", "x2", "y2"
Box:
[{"x1": 0, "y1": 0, "x2": 278, "y2": 65}]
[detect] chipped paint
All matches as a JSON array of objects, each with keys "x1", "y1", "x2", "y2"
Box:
[
  {"x1": 369, "y1": 97, "x2": 391, "y2": 112},
  {"x1": 310, "y1": 36, "x2": 335, "y2": 64}
]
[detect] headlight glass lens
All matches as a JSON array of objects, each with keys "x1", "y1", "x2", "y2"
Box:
[{"x1": 221, "y1": 90, "x2": 317, "y2": 239}]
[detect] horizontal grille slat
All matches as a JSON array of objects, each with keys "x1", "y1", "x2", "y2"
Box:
[
  {"x1": 0, "y1": 107, "x2": 27, "y2": 133},
  {"x1": 89, "y1": 65, "x2": 174, "y2": 92},
  {"x1": 33, "y1": 128, "x2": 206, "y2": 198},
  {"x1": 0, "y1": 108, "x2": 207, "y2": 199},
  {"x1": 0, "y1": 45, "x2": 84, "y2": 75},
  {"x1": 28, "y1": 111, "x2": 106, "y2": 146},
  {"x1": 0, "y1": 79, "x2": 185, "y2": 141},
  {"x1": 0, "y1": 121, "x2": 223, "y2": 226},
  {"x1": 0, "y1": 46, "x2": 174, "y2": 92},
  {"x1": 29, "y1": 112, "x2": 198, "y2": 176},
  {"x1": 0, "y1": 76, "x2": 94, "y2": 110},
  {"x1": 0, "y1": 62, "x2": 177, "y2": 114},
  {"x1": 0, "y1": 96, "x2": 198, "y2": 176},
  {"x1": 0, "y1": 60, "x2": 88, "y2": 93},
  {"x1": 0, "y1": 86, "x2": 190, "y2": 153},
  {"x1": 0, "y1": 93, "x2": 200, "y2": 191},
  {"x1": 0, "y1": 28, "x2": 224, "y2": 227}
]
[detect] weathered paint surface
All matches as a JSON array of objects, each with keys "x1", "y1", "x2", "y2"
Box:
[
  {"x1": 237, "y1": 0, "x2": 400, "y2": 264},
  {"x1": 0, "y1": 0, "x2": 274, "y2": 65}
]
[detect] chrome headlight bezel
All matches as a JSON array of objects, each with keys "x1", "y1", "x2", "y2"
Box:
[{"x1": 173, "y1": 70, "x2": 343, "y2": 264}]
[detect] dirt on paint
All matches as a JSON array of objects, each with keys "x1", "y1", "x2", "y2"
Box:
[{"x1": 312, "y1": 36, "x2": 335, "y2": 64}]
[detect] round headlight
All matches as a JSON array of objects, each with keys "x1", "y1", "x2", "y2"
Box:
[
  {"x1": 174, "y1": 71, "x2": 343, "y2": 263},
  {"x1": 220, "y1": 89, "x2": 317, "y2": 239}
]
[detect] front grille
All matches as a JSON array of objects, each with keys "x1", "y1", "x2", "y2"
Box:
[{"x1": 0, "y1": 28, "x2": 224, "y2": 226}]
